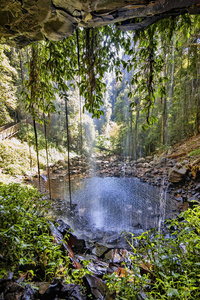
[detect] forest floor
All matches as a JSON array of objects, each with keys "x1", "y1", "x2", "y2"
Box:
[{"x1": 0, "y1": 133, "x2": 200, "y2": 188}]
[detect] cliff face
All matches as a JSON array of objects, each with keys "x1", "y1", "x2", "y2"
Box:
[{"x1": 1, "y1": 0, "x2": 200, "y2": 47}]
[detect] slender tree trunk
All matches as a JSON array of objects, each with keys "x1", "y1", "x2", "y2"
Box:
[
  {"x1": 161, "y1": 95, "x2": 167, "y2": 145},
  {"x1": 167, "y1": 35, "x2": 175, "y2": 145},
  {"x1": 161, "y1": 49, "x2": 167, "y2": 145},
  {"x1": 19, "y1": 49, "x2": 32, "y2": 170},
  {"x1": 65, "y1": 96, "x2": 72, "y2": 208},
  {"x1": 134, "y1": 107, "x2": 140, "y2": 160},
  {"x1": 130, "y1": 109, "x2": 133, "y2": 158},
  {"x1": 43, "y1": 113, "x2": 51, "y2": 199},
  {"x1": 30, "y1": 45, "x2": 40, "y2": 187},
  {"x1": 195, "y1": 44, "x2": 200, "y2": 134},
  {"x1": 76, "y1": 29, "x2": 83, "y2": 155},
  {"x1": 33, "y1": 115, "x2": 40, "y2": 187}
]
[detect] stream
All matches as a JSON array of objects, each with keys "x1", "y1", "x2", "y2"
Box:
[{"x1": 47, "y1": 176, "x2": 180, "y2": 245}]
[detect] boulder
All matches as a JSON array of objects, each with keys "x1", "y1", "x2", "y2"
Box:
[
  {"x1": 168, "y1": 167, "x2": 188, "y2": 183},
  {"x1": 83, "y1": 274, "x2": 112, "y2": 300}
]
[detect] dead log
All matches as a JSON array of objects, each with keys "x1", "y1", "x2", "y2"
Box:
[{"x1": 166, "y1": 152, "x2": 187, "y2": 159}]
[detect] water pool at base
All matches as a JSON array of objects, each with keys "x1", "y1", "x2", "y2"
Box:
[{"x1": 47, "y1": 176, "x2": 180, "y2": 237}]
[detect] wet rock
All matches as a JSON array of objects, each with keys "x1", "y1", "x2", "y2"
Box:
[
  {"x1": 3, "y1": 282, "x2": 24, "y2": 300},
  {"x1": 68, "y1": 234, "x2": 86, "y2": 254},
  {"x1": 41, "y1": 278, "x2": 62, "y2": 300},
  {"x1": 40, "y1": 279, "x2": 86, "y2": 300},
  {"x1": 92, "y1": 243, "x2": 110, "y2": 258},
  {"x1": 87, "y1": 261, "x2": 109, "y2": 277},
  {"x1": 21, "y1": 285, "x2": 35, "y2": 300},
  {"x1": 175, "y1": 197, "x2": 183, "y2": 202},
  {"x1": 146, "y1": 173, "x2": 153, "y2": 178},
  {"x1": 56, "y1": 219, "x2": 71, "y2": 235},
  {"x1": 195, "y1": 183, "x2": 200, "y2": 191},
  {"x1": 83, "y1": 274, "x2": 111, "y2": 300},
  {"x1": 60, "y1": 284, "x2": 87, "y2": 300},
  {"x1": 104, "y1": 249, "x2": 131, "y2": 264},
  {"x1": 168, "y1": 167, "x2": 188, "y2": 183}
]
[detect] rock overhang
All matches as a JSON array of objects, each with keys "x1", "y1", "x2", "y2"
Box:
[{"x1": 1, "y1": 0, "x2": 200, "y2": 47}]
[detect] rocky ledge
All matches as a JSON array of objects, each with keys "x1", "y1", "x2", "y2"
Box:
[
  {"x1": 48, "y1": 147, "x2": 200, "y2": 208},
  {"x1": 1, "y1": 0, "x2": 200, "y2": 47}
]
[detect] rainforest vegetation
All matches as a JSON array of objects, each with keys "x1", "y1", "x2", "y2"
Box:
[
  {"x1": 1, "y1": 15, "x2": 200, "y2": 162},
  {"x1": 1, "y1": 13, "x2": 200, "y2": 299}
]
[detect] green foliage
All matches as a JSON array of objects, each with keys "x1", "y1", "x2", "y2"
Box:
[
  {"x1": 0, "y1": 183, "x2": 56, "y2": 279},
  {"x1": 0, "y1": 183, "x2": 92, "y2": 282},
  {"x1": 17, "y1": 123, "x2": 53, "y2": 151},
  {"x1": 0, "y1": 138, "x2": 38, "y2": 175},
  {"x1": 189, "y1": 148, "x2": 200, "y2": 157},
  {"x1": 0, "y1": 45, "x2": 18, "y2": 125},
  {"x1": 105, "y1": 206, "x2": 200, "y2": 299}
]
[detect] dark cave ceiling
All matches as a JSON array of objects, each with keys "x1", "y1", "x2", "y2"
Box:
[{"x1": 1, "y1": 0, "x2": 200, "y2": 47}]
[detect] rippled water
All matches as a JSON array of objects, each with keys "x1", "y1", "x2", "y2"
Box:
[{"x1": 47, "y1": 176, "x2": 179, "y2": 236}]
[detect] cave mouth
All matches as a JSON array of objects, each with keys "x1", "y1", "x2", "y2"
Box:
[{"x1": 1, "y1": 0, "x2": 200, "y2": 47}]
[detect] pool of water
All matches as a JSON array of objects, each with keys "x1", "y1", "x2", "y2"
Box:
[{"x1": 47, "y1": 176, "x2": 179, "y2": 237}]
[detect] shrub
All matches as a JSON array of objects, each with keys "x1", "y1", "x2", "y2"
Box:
[
  {"x1": 105, "y1": 205, "x2": 200, "y2": 299},
  {"x1": 0, "y1": 183, "x2": 65, "y2": 280}
]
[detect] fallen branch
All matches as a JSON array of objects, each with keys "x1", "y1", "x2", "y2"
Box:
[{"x1": 166, "y1": 152, "x2": 187, "y2": 159}]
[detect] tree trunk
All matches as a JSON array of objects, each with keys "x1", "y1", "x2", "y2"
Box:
[
  {"x1": 195, "y1": 44, "x2": 200, "y2": 135},
  {"x1": 134, "y1": 107, "x2": 140, "y2": 160},
  {"x1": 161, "y1": 50, "x2": 167, "y2": 145},
  {"x1": 65, "y1": 96, "x2": 72, "y2": 208}
]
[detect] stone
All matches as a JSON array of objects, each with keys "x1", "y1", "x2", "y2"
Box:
[
  {"x1": 135, "y1": 163, "x2": 143, "y2": 168},
  {"x1": 60, "y1": 284, "x2": 87, "y2": 300},
  {"x1": 87, "y1": 261, "x2": 109, "y2": 276},
  {"x1": 175, "y1": 197, "x2": 183, "y2": 202},
  {"x1": 92, "y1": 243, "x2": 110, "y2": 258},
  {"x1": 83, "y1": 274, "x2": 111, "y2": 300},
  {"x1": 136, "y1": 157, "x2": 145, "y2": 163},
  {"x1": 39, "y1": 282, "x2": 51, "y2": 295},
  {"x1": 41, "y1": 278, "x2": 62, "y2": 300},
  {"x1": 56, "y1": 219, "x2": 71, "y2": 235},
  {"x1": 21, "y1": 285, "x2": 36, "y2": 300},
  {"x1": 168, "y1": 167, "x2": 188, "y2": 183},
  {"x1": 142, "y1": 163, "x2": 150, "y2": 168}
]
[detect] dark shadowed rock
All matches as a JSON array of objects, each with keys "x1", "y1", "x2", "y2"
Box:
[
  {"x1": 21, "y1": 285, "x2": 36, "y2": 300},
  {"x1": 83, "y1": 274, "x2": 112, "y2": 300},
  {"x1": 40, "y1": 279, "x2": 86, "y2": 300},
  {"x1": 60, "y1": 284, "x2": 87, "y2": 300},
  {"x1": 41, "y1": 278, "x2": 62, "y2": 300}
]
